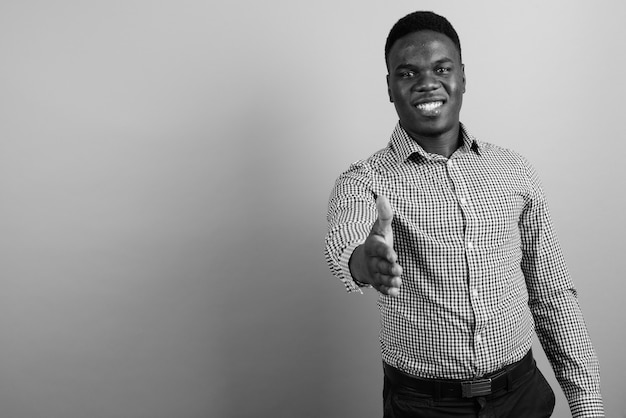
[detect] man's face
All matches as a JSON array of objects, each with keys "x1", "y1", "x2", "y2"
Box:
[{"x1": 386, "y1": 30, "x2": 465, "y2": 141}]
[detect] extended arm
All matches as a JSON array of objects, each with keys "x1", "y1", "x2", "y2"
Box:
[{"x1": 324, "y1": 166, "x2": 402, "y2": 296}]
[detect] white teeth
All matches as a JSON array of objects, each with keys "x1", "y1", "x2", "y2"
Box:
[{"x1": 416, "y1": 101, "x2": 443, "y2": 111}]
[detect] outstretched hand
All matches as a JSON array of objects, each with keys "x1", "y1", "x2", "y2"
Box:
[{"x1": 350, "y1": 196, "x2": 403, "y2": 296}]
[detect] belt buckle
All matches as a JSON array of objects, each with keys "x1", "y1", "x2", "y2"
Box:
[{"x1": 461, "y1": 378, "x2": 492, "y2": 397}]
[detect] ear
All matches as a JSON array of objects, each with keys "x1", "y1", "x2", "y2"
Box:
[
  {"x1": 461, "y1": 64, "x2": 466, "y2": 94},
  {"x1": 386, "y1": 74, "x2": 394, "y2": 103}
]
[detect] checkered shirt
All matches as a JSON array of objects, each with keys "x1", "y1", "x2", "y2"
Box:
[{"x1": 324, "y1": 123, "x2": 604, "y2": 417}]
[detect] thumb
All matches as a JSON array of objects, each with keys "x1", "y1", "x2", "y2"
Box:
[{"x1": 373, "y1": 195, "x2": 394, "y2": 238}]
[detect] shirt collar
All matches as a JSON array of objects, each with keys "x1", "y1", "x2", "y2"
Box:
[{"x1": 390, "y1": 122, "x2": 481, "y2": 163}]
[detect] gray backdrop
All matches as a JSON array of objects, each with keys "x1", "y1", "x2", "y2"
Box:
[{"x1": 1, "y1": 1, "x2": 624, "y2": 417}]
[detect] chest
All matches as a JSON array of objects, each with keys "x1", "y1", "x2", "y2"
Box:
[{"x1": 375, "y1": 159, "x2": 528, "y2": 247}]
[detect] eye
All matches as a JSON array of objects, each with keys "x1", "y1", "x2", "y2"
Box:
[
  {"x1": 399, "y1": 70, "x2": 415, "y2": 78},
  {"x1": 436, "y1": 66, "x2": 452, "y2": 74}
]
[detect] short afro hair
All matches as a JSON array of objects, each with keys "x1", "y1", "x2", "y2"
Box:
[{"x1": 385, "y1": 11, "x2": 462, "y2": 68}]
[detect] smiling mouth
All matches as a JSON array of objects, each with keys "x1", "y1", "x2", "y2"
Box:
[{"x1": 415, "y1": 101, "x2": 444, "y2": 112}]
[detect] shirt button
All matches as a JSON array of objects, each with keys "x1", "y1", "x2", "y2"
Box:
[
  {"x1": 476, "y1": 333, "x2": 482, "y2": 343},
  {"x1": 467, "y1": 241, "x2": 474, "y2": 250},
  {"x1": 472, "y1": 288, "x2": 479, "y2": 297},
  {"x1": 460, "y1": 197, "x2": 467, "y2": 205}
]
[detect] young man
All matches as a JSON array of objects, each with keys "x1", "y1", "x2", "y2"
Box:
[{"x1": 324, "y1": 11, "x2": 604, "y2": 417}]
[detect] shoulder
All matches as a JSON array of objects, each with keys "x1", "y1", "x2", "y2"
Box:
[
  {"x1": 474, "y1": 141, "x2": 544, "y2": 201},
  {"x1": 339, "y1": 144, "x2": 398, "y2": 180},
  {"x1": 476, "y1": 141, "x2": 537, "y2": 175},
  {"x1": 479, "y1": 141, "x2": 526, "y2": 163},
  {"x1": 461, "y1": 124, "x2": 532, "y2": 172}
]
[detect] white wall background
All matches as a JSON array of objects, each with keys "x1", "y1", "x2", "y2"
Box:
[{"x1": 1, "y1": 1, "x2": 624, "y2": 417}]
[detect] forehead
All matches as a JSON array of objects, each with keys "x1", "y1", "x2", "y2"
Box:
[{"x1": 387, "y1": 30, "x2": 460, "y2": 67}]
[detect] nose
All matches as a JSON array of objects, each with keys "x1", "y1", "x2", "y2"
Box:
[{"x1": 413, "y1": 72, "x2": 439, "y2": 92}]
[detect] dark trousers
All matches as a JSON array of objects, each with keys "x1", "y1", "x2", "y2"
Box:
[{"x1": 383, "y1": 365, "x2": 555, "y2": 417}]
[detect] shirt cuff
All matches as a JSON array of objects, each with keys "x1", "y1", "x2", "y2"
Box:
[
  {"x1": 569, "y1": 397, "x2": 605, "y2": 418},
  {"x1": 339, "y1": 241, "x2": 370, "y2": 294}
]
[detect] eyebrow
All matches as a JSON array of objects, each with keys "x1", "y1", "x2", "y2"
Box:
[{"x1": 393, "y1": 58, "x2": 455, "y2": 72}]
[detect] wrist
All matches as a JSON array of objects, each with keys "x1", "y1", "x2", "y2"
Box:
[{"x1": 349, "y1": 244, "x2": 371, "y2": 286}]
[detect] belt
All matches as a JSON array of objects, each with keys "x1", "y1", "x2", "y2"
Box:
[{"x1": 383, "y1": 350, "x2": 534, "y2": 399}]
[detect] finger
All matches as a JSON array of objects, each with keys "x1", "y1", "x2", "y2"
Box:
[
  {"x1": 375, "y1": 272, "x2": 402, "y2": 289},
  {"x1": 372, "y1": 195, "x2": 394, "y2": 237},
  {"x1": 374, "y1": 258, "x2": 403, "y2": 277},
  {"x1": 366, "y1": 236, "x2": 398, "y2": 263},
  {"x1": 377, "y1": 282, "x2": 401, "y2": 297},
  {"x1": 387, "y1": 287, "x2": 400, "y2": 298},
  {"x1": 386, "y1": 286, "x2": 401, "y2": 297}
]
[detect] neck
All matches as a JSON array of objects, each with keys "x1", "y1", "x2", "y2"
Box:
[
  {"x1": 406, "y1": 126, "x2": 462, "y2": 158},
  {"x1": 419, "y1": 138, "x2": 460, "y2": 158}
]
